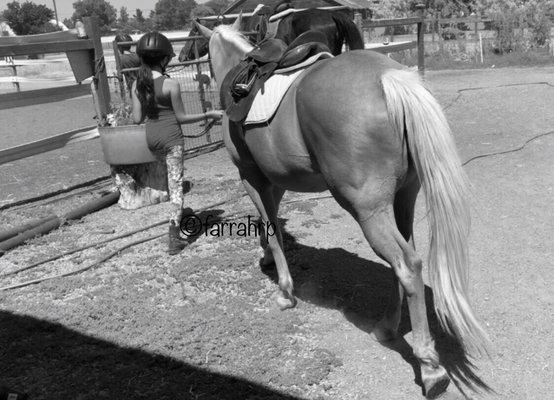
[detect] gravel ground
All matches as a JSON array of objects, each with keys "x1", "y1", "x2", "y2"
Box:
[{"x1": 0, "y1": 66, "x2": 553, "y2": 399}]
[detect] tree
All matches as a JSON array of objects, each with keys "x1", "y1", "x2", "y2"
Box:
[
  {"x1": 204, "y1": 0, "x2": 231, "y2": 15},
  {"x1": 72, "y1": 0, "x2": 117, "y2": 33},
  {"x1": 63, "y1": 17, "x2": 74, "y2": 29},
  {"x1": 119, "y1": 6, "x2": 129, "y2": 25},
  {"x1": 191, "y1": 5, "x2": 215, "y2": 19},
  {"x1": 152, "y1": 0, "x2": 197, "y2": 30},
  {"x1": 128, "y1": 8, "x2": 153, "y2": 32},
  {"x1": 134, "y1": 8, "x2": 145, "y2": 25},
  {"x1": 2, "y1": 1, "x2": 55, "y2": 35}
]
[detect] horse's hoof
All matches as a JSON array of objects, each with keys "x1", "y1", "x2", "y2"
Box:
[
  {"x1": 422, "y1": 364, "x2": 450, "y2": 399},
  {"x1": 277, "y1": 295, "x2": 297, "y2": 310}
]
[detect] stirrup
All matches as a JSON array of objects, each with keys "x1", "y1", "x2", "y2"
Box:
[{"x1": 233, "y1": 75, "x2": 257, "y2": 96}]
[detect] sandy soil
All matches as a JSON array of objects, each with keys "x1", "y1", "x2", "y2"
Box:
[{"x1": 0, "y1": 67, "x2": 553, "y2": 400}]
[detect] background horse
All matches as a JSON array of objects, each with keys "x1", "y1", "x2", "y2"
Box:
[
  {"x1": 179, "y1": 8, "x2": 364, "y2": 62},
  {"x1": 195, "y1": 19, "x2": 490, "y2": 399}
]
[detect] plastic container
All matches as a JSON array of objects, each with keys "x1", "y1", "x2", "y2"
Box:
[{"x1": 98, "y1": 125, "x2": 157, "y2": 165}]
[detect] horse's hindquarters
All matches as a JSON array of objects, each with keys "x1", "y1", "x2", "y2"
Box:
[{"x1": 294, "y1": 52, "x2": 410, "y2": 215}]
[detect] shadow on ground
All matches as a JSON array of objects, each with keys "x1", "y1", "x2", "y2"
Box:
[
  {"x1": 0, "y1": 311, "x2": 303, "y2": 400},
  {"x1": 262, "y1": 221, "x2": 492, "y2": 397}
]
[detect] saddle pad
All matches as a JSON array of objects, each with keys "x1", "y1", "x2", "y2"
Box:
[
  {"x1": 244, "y1": 69, "x2": 303, "y2": 125},
  {"x1": 244, "y1": 52, "x2": 333, "y2": 125}
]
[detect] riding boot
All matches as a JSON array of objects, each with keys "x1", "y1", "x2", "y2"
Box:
[{"x1": 168, "y1": 222, "x2": 187, "y2": 255}]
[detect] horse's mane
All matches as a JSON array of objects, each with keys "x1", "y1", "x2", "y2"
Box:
[{"x1": 213, "y1": 25, "x2": 253, "y2": 54}]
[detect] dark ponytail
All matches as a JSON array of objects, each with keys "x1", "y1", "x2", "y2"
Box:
[{"x1": 135, "y1": 57, "x2": 158, "y2": 119}]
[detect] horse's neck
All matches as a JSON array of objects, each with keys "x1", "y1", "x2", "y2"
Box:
[{"x1": 210, "y1": 35, "x2": 253, "y2": 88}]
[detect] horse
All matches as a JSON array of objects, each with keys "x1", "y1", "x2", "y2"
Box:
[
  {"x1": 195, "y1": 17, "x2": 490, "y2": 399},
  {"x1": 179, "y1": 8, "x2": 364, "y2": 62}
]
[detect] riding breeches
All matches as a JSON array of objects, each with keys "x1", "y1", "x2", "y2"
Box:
[{"x1": 158, "y1": 144, "x2": 185, "y2": 226}]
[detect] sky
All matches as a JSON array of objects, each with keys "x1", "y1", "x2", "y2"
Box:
[{"x1": 0, "y1": 0, "x2": 209, "y2": 21}]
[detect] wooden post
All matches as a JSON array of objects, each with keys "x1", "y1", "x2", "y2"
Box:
[
  {"x1": 83, "y1": 16, "x2": 110, "y2": 125},
  {"x1": 353, "y1": 12, "x2": 363, "y2": 38},
  {"x1": 193, "y1": 39, "x2": 210, "y2": 142},
  {"x1": 9, "y1": 60, "x2": 20, "y2": 92},
  {"x1": 415, "y1": 4, "x2": 426, "y2": 76},
  {"x1": 112, "y1": 39, "x2": 126, "y2": 100}
]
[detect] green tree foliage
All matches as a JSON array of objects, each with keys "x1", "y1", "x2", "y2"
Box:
[
  {"x1": 127, "y1": 8, "x2": 153, "y2": 32},
  {"x1": 477, "y1": 0, "x2": 553, "y2": 52},
  {"x1": 373, "y1": 1, "x2": 476, "y2": 18},
  {"x1": 119, "y1": 6, "x2": 129, "y2": 25},
  {"x1": 2, "y1": 1, "x2": 56, "y2": 35},
  {"x1": 426, "y1": 0, "x2": 476, "y2": 16},
  {"x1": 151, "y1": 0, "x2": 197, "y2": 30},
  {"x1": 191, "y1": 5, "x2": 215, "y2": 19},
  {"x1": 204, "y1": 0, "x2": 231, "y2": 14},
  {"x1": 134, "y1": 8, "x2": 145, "y2": 24},
  {"x1": 63, "y1": 17, "x2": 74, "y2": 29},
  {"x1": 72, "y1": 0, "x2": 117, "y2": 33}
]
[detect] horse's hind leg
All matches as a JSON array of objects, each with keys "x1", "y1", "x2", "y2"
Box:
[
  {"x1": 259, "y1": 186, "x2": 286, "y2": 267},
  {"x1": 373, "y1": 174, "x2": 419, "y2": 342},
  {"x1": 240, "y1": 170, "x2": 295, "y2": 309},
  {"x1": 358, "y1": 207, "x2": 449, "y2": 399}
]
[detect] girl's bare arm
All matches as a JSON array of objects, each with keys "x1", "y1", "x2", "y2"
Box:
[
  {"x1": 131, "y1": 81, "x2": 143, "y2": 124},
  {"x1": 168, "y1": 79, "x2": 222, "y2": 124}
]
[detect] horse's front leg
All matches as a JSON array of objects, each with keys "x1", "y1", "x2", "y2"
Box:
[{"x1": 240, "y1": 170, "x2": 295, "y2": 309}]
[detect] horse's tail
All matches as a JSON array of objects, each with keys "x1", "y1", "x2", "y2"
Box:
[
  {"x1": 332, "y1": 13, "x2": 364, "y2": 50},
  {"x1": 381, "y1": 69, "x2": 490, "y2": 357}
]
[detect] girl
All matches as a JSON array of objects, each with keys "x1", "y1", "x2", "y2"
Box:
[{"x1": 131, "y1": 32, "x2": 222, "y2": 255}]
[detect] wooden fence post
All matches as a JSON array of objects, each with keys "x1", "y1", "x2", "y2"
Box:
[
  {"x1": 112, "y1": 40, "x2": 125, "y2": 100},
  {"x1": 9, "y1": 59, "x2": 20, "y2": 92},
  {"x1": 353, "y1": 12, "x2": 363, "y2": 36},
  {"x1": 83, "y1": 16, "x2": 110, "y2": 125},
  {"x1": 415, "y1": 4, "x2": 426, "y2": 76}
]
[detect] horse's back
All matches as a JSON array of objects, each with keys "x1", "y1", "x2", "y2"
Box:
[
  {"x1": 299, "y1": 50, "x2": 404, "y2": 93},
  {"x1": 238, "y1": 50, "x2": 409, "y2": 193}
]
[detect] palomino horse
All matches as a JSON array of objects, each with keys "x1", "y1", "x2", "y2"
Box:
[
  {"x1": 195, "y1": 18, "x2": 489, "y2": 398},
  {"x1": 179, "y1": 8, "x2": 364, "y2": 62}
]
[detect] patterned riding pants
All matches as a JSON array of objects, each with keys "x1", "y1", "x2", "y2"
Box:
[{"x1": 160, "y1": 144, "x2": 184, "y2": 226}]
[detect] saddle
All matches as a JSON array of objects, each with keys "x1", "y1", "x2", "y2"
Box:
[{"x1": 221, "y1": 31, "x2": 331, "y2": 122}]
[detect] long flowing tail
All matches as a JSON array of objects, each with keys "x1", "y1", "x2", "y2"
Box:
[
  {"x1": 381, "y1": 69, "x2": 490, "y2": 357},
  {"x1": 332, "y1": 13, "x2": 364, "y2": 51}
]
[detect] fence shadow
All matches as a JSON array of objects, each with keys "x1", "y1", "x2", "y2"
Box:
[
  {"x1": 0, "y1": 311, "x2": 302, "y2": 400},
  {"x1": 260, "y1": 220, "x2": 491, "y2": 396}
]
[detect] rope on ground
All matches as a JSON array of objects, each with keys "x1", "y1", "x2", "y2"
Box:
[
  {"x1": 0, "y1": 195, "x2": 247, "y2": 282},
  {"x1": 0, "y1": 233, "x2": 166, "y2": 291},
  {"x1": 0, "y1": 175, "x2": 111, "y2": 211},
  {"x1": 462, "y1": 130, "x2": 554, "y2": 166},
  {"x1": 443, "y1": 81, "x2": 554, "y2": 110},
  {"x1": 0, "y1": 190, "x2": 332, "y2": 285}
]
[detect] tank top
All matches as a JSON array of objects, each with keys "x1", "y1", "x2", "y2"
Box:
[{"x1": 145, "y1": 76, "x2": 183, "y2": 154}]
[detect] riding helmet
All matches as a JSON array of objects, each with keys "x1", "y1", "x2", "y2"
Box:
[{"x1": 136, "y1": 31, "x2": 175, "y2": 58}]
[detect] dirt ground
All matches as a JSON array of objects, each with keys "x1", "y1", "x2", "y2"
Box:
[{"x1": 0, "y1": 66, "x2": 553, "y2": 400}]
